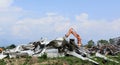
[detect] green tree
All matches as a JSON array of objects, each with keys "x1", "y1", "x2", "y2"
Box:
[
  {"x1": 86, "y1": 40, "x2": 94, "y2": 48},
  {"x1": 109, "y1": 38, "x2": 114, "y2": 44},
  {"x1": 6, "y1": 44, "x2": 16, "y2": 49},
  {"x1": 97, "y1": 39, "x2": 109, "y2": 46}
]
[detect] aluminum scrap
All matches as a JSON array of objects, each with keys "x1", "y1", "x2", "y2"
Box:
[{"x1": 0, "y1": 37, "x2": 120, "y2": 65}]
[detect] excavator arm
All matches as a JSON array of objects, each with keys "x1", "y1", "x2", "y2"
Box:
[
  {"x1": 65, "y1": 28, "x2": 82, "y2": 47},
  {"x1": 0, "y1": 48, "x2": 3, "y2": 53}
]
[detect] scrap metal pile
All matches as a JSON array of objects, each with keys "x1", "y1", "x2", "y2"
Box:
[
  {"x1": 88, "y1": 44, "x2": 120, "y2": 56},
  {"x1": 0, "y1": 28, "x2": 120, "y2": 65}
]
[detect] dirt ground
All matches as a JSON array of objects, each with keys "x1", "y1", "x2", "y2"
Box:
[{"x1": 3, "y1": 57, "x2": 68, "y2": 65}]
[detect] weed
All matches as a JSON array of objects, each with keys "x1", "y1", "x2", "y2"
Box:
[{"x1": 0, "y1": 59, "x2": 6, "y2": 65}]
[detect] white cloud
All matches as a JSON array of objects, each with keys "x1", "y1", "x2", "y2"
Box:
[
  {"x1": 0, "y1": 28, "x2": 5, "y2": 35},
  {"x1": 76, "y1": 13, "x2": 88, "y2": 22},
  {"x1": 0, "y1": 6, "x2": 23, "y2": 12},
  {"x1": 12, "y1": 24, "x2": 31, "y2": 38},
  {"x1": 11, "y1": 12, "x2": 120, "y2": 42},
  {"x1": 0, "y1": 0, "x2": 13, "y2": 8},
  {"x1": 46, "y1": 12, "x2": 58, "y2": 16},
  {"x1": 0, "y1": 0, "x2": 24, "y2": 39},
  {"x1": 75, "y1": 13, "x2": 120, "y2": 42},
  {"x1": 0, "y1": 0, "x2": 23, "y2": 24},
  {"x1": 11, "y1": 13, "x2": 70, "y2": 38},
  {"x1": 54, "y1": 21, "x2": 70, "y2": 32}
]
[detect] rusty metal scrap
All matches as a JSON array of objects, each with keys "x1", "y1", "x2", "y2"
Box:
[{"x1": 87, "y1": 44, "x2": 120, "y2": 56}]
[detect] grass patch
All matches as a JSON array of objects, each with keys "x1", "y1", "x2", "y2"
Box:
[
  {"x1": 0, "y1": 59, "x2": 6, "y2": 65},
  {"x1": 2, "y1": 53, "x2": 120, "y2": 65}
]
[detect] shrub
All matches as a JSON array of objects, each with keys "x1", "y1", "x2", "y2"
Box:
[{"x1": 0, "y1": 59, "x2": 6, "y2": 65}]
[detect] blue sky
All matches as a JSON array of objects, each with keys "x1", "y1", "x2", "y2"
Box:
[{"x1": 0, "y1": 0, "x2": 120, "y2": 46}]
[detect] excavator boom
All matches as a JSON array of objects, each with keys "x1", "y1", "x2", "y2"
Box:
[
  {"x1": 65, "y1": 28, "x2": 82, "y2": 47},
  {"x1": 0, "y1": 48, "x2": 3, "y2": 53}
]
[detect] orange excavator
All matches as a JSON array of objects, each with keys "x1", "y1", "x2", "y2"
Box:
[
  {"x1": 0, "y1": 48, "x2": 3, "y2": 53},
  {"x1": 65, "y1": 28, "x2": 82, "y2": 47}
]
